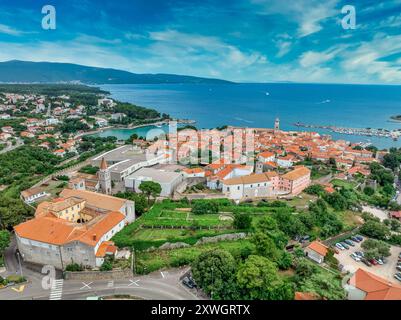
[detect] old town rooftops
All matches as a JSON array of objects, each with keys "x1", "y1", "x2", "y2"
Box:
[{"x1": 14, "y1": 211, "x2": 125, "y2": 247}]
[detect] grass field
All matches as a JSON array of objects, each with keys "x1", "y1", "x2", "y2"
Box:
[
  {"x1": 331, "y1": 179, "x2": 357, "y2": 190},
  {"x1": 286, "y1": 193, "x2": 317, "y2": 209}
]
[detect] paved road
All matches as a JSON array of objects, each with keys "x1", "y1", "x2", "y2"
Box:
[
  {"x1": 0, "y1": 138, "x2": 24, "y2": 154},
  {"x1": 1, "y1": 238, "x2": 199, "y2": 300},
  {"x1": 0, "y1": 269, "x2": 199, "y2": 300}
]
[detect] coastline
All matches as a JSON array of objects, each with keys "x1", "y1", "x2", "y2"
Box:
[{"x1": 75, "y1": 118, "x2": 196, "y2": 139}]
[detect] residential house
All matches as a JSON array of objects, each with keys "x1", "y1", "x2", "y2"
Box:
[
  {"x1": 305, "y1": 241, "x2": 328, "y2": 264},
  {"x1": 21, "y1": 187, "x2": 49, "y2": 204},
  {"x1": 346, "y1": 269, "x2": 401, "y2": 300},
  {"x1": 276, "y1": 155, "x2": 295, "y2": 168}
]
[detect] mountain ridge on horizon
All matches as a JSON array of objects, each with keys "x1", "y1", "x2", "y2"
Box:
[{"x1": 0, "y1": 60, "x2": 234, "y2": 85}]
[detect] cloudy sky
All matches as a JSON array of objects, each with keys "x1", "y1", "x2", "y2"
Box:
[{"x1": 1, "y1": 0, "x2": 401, "y2": 83}]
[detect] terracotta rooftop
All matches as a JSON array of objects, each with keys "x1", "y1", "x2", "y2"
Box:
[
  {"x1": 281, "y1": 166, "x2": 311, "y2": 181},
  {"x1": 350, "y1": 269, "x2": 401, "y2": 300},
  {"x1": 14, "y1": 211, "x2": 125, "y2": 247},
  {"x1": 59, "y1": 189, "x2": 128, "y2": 212},
  {"x1": 306, "y1": 241, "x2": 328, "y2": 257}
]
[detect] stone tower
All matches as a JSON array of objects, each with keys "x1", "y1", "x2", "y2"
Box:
[
  {"x1": 274, "y1": 118, "x2": 280, "y2": 132},
  {"x1": 98, "y1": 157, "x2": 111, "y2": 195}
]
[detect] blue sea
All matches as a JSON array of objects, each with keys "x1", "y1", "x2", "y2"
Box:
[{"x1": 97, "y1": 83, "x2": 401, "y2": 149}]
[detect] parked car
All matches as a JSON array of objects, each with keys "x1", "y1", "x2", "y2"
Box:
[
  {"x1": 344, "y1": 239, "x2": 355, "y2": 247},
  {"x1": 333, "y1": 247, "x2": 340, "y2": 254},
  {"x1": 351, "y1": 236, "x2": 360, "y2": 243},
  {"x1": 336, "y1": 243, "x2": 345, "y2": 250},
  {"x1": 299, "y1": 235, "x2": 311, "y2": 243},
  {"x1": 369, "y1": 259, "x2": 378, "y2": 266},
  {"x1": 188, "y1": 276, "x2": 197, "y2": 288},
  {"x1": 361, "y1": 258, "x2": 372, "y2": 267},
  {"x1": 340, "y1": 242, "x2": 350, "y2": 249},
  {"x1": 396, "y1": 266, "x2": 401, "y2": 272},
  {"x1": 350, "y1": 253, "x2": 361, "y2": 262},
  {"x1": 376, "y1": 258, "x2": 384, "y2": 265},
  {"x1": 355, "y1": 251, "x2": 364, "y2": 258},
  {"x1": 395, "y1": 273, "x2": 401, "y2": 282},
  {"x1": 355, "y1": 235, "x2": 364, "y2": 241},
  {"x1": 182, "y1": 277, "x2": 195, "y2": 289}
]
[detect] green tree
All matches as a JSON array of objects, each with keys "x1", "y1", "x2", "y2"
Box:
[
  {"x1": 0, "y1": 231, "x2": 10, "y2": 259},
  {"x1": 192, "y1": 201, "x2": 219, "y2": 215},
  {"x1": 298, "y1": 271, "x2": 345, "y2": 300},
  {"x1": 304, "y1": 184, "x2": 325, "y2": 196},
  {"x1": 191, "y1": 249, "x2": 238, "y2": 300},
  {"x1": 323, "y1": 192, "x2": 348, "y2": 211},
  {"x1": 115, "y1": 192, "x2": 147, "y2": 216},
  {"x1": 363, "y1": 186, "x2": 375, "y2": 196},
  {"x1": 236, "y1": 255, "x2": 293, "y2": 300},
  {"x1": 233, "y1": 213, "x2": 252, "y2": 230},
  {"x1": 139, "y1": 181, "x2": 162, "y2": 206},
  {"x1": 250, "y1": 232, "x2": 281, "y2": 262},
  {"x1": 361, "y1": 239, "x2": 391, "y2": 258},
  {"x1": 360, "y1": 220, "x2": 391, "y2": 240},
  {"x1": 382, "y1": 153, "x2": 400, "y2": 171}
]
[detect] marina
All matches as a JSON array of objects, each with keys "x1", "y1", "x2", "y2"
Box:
[{"x1": 293, "y1": 122, "x2": 401, "y2": 141}]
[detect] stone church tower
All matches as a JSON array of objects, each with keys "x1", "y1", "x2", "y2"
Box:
[{"x1": 98, "y1": 157, "x2": 111, "y2": 195}]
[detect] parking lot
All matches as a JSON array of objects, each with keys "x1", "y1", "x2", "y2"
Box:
[{"x1": 334, "y1": 239, "x2": 401, "y2": 284}]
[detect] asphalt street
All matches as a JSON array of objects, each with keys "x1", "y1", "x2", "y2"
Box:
[{"x1": 0, "y1": 236, "x2": 200, "y2": 300}]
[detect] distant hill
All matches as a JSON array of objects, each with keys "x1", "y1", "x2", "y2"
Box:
[{"x1": 0, "y1": 60, "x2": 234, "y2": 85}]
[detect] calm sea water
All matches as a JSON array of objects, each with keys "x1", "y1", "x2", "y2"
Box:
[{"x1": 97, "y1": 83, "x2": 401, "y2": 149}]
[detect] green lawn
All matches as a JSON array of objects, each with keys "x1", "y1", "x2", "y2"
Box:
[
  {"x1": 113, "y1": 200, "x2": 293, "y2": 252},
  {"x1": 286, "y1": 193, "x2": 317, "y2": 208},
  {"x1": 331, "y1": 179, "x2": 357, "y2": 190}
]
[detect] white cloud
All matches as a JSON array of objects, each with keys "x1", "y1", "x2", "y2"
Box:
[
  {"x1": 299, "y1": 51, "x2": 335, "y2": 67},
  {"x1": 251, "y1": 0, "x2": 340, "y2": 37},
  {"x1": 340, "y1": 33, "x2": 401, "y2": 83},
  {"x1": 0, "y1": 24, "x2": 23, "y2": 36}
]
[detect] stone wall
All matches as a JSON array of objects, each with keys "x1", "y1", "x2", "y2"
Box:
[
  {"x1": 64, "y1": 268, "x2": 133, "y2": 281},
  {"x1": 195, "y1": 233, "x2": 247, "y2": 245}
]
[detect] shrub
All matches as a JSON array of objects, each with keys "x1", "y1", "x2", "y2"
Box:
[
  {"x1": 6, "y1": 275, "x2": 26, "y2": 283},
  {"x1": 100, "y1": 260, "x2": 113, "y2": 271},
  {"x1": 363, "y1": 186, "x2": 375, "y2": 196},
  {"x1": 304, "y1": 185, "x2": 325, "y2": 196},
  {"x1": 233, "y1": 213, "x2": 252, "y2": 230},
  {"x1": 65, "y1": 263, "x2": 83, "y2": 272},
  {"x1": 192, "y1": 201, "x2": 219, "y2": 215}
]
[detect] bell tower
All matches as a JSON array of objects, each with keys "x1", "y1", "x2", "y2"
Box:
[
  {"x1": 98, "y1": 157, "x2": 111, "y2": 195},
  {"x1": 274, "y1": 118, "x2": 280, "y2": 133}
]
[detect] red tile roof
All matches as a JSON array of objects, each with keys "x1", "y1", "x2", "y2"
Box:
[
  {"x1": 306, "y1": 241, "x2": 328, "y2": 256},
  {"x1": 350, "y1": 269, "x2": 401, "y2": 300}
]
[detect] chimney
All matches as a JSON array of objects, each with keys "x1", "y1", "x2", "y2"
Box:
[{"x1": 93, "y1": 234, "x2": 97, "y2": 241}]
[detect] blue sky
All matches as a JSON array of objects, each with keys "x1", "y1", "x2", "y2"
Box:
[{"x1": 0, "y1": 0, "x2": 401, "y2": 83}]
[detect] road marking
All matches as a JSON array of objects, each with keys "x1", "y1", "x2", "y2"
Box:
[
  {"x1": 107, "y1": 280, "x2": 114, "y2": 288},
  {"x1": 127, "y1": 279, "x2": 140, "y2": 287},
  {"x1": 49, "y1": 279, "x2": 63, "y2": 300},
  {"x1": 80, "y1": 282, "x2": 93, "y2": 290},
  {"x1": 11, "y1": 285, "x2": 25, "y2": 293},
  {"x1": 161, "y1": 271, "x2": 169, "y2": 278}
]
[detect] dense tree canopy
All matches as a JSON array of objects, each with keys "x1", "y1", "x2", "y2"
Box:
[
  {"x1": 139, "y1": 181, "x2": 162, "y2": 206},
  {"x1": 236, "y1": 255, "x2": 294, "y2": 300},
  {"x1": 191, "y1": 249, "x2": 239, "y2": 300}
]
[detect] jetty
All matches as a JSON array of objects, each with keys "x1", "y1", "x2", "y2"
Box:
[{"x1": 293, "y1": 122, "x2": 401, "y2": 140}]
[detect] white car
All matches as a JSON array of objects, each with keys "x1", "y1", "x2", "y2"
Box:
[
  {"x1": 336, "y1": 243, "x2": 345, "y2": 250},
  {"x1": 376, "y1": 259, "x2": 384, "y2": 265},
  {"x1": 350, "y1": 253, "x2": 361, "y2": 262}
]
